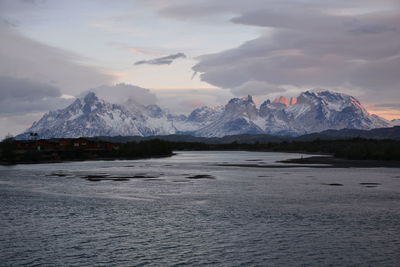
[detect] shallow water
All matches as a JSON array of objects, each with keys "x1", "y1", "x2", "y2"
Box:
[{"x1": 1, "y1": 151, "x2": 399, "y2": 266}]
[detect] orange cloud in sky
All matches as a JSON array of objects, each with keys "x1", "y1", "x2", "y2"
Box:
[
  {"x1": 369, "y1": 109, "x2": 400, "y2": 120},
  {"x1": 366, "y1": 104, "x2": 400, "y2": 120}
]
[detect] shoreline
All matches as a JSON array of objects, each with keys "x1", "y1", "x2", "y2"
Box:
[
  {"x1": 1, "y1": 151, "x2": 399, "y2": 168},
  {"x1": 279, "y1": 156, "x2": 400, "y2": 168},
  {"x1": 213, "y1": 155, "x2": 400, "y2": 168},
  {"x1": 0, "y1": 153, "x2": 175, "y2": 166}
]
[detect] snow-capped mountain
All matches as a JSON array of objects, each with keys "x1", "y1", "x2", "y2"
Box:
[
  {"x1": 266, "y1": 91, "x2": 391, "y2": 135},
  {"x1": 392, "y1": 119, "x2": 400, "y2": 126},
  {"x1": 17, "y1": 92, "x2": 178, "y2": 139},
  {"x1": 194, "y1": 91, "x2": 391, "y2": 137},
  {"x1": 195, "y1": 95, "x2": 264, "y2": 137},
  {"x1": 17, "y1": 90, "x2": 392, "y2": 139},
  {"x1": 175, "y1": 105, "x2": 224, "y2": 132}
]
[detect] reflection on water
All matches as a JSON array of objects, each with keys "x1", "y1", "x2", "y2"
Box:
[{"x1": 1, "y1": 151, "x2": 400, "y2": 266}]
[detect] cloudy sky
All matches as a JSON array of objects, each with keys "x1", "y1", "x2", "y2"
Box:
[{"x1": 0, "y1": 0, "x2": 399, "y2": 137}]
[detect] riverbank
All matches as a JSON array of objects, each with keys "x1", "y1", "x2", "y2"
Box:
[
  {"x1": 212, "y1": 155, "x2": 400, "y2": 168},
  {"x1": 0, "y1": 139, "x2": 174, "y2": 165},
  {"x1": 0, "y1": 152, "x2": 174, "y2": 166},
  {"x1": 2, "y1": 137, "x2": 400, "y2": 165},
  {"x1": 279, "y1": 156, "x2": 400, "y2": 168}
]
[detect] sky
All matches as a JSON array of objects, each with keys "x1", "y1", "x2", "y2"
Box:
[{"x1": 0, "y1": 0, "x2": 399, "y2": 137}]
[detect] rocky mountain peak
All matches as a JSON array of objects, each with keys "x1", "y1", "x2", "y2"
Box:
[
  {"x1": 83, "y1": 92, "x2": 99, "y2": 105},
  {"x1": 82, "y1": 92, "x2": 103, "y2": 114},
  {"x1": 273, "y1": 96, "x2": 288, "y2": 107},
  {"x1": 225, "y1": 95, "x2": 257, "y2": 120},
  {"x1": 146, "y1": 104, "x2": 164, "y2": 118},
  {"x1": 228, "y1": 95, "x2": 255, "y2": 105},
  {"x1": 241, "y1": 95, "x2": 253, "y2": 102},
  {"x1": 187, "y1": 106, "x2": 220, "y2": 123}
]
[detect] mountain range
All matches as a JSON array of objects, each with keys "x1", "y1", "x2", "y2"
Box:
[
  {"x1": 91, "y1": 126, "x2": 400, "y2": 144},
  {"x1": 17, "y1": 90, "x2": 395, "y2": 139}
]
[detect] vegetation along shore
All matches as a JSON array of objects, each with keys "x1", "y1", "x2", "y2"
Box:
[
  {"x1": 0, "y1": 137, "x2": 173, "y2": 165},
  {"x1": 1, "y1": 136, "x2": 399, "y2": 166}
]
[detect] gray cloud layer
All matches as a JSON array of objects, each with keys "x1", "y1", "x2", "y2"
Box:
[
  {"x1": 134, "y1": 52, "x2": 186, "y2": 66},
  {"x1": 82, "y1": 83, "x2": 158, "y2": 106},
  {"x1": 374, "y1": 103, "x2": 400, "y2": 109},
  {"x1": 0, "y1": 75, "x2": 60, "y2": 100},
  {"x1": 0, "y1": 10, "x2": 114, "y2": 136},
  {"x1": 0, "y1": 25, "x2": 114, "y2": 95},
  {"x1": 148, "y1": 0, "x2": 400, "y2": 101},
  {"x1": 0, "y1": 75, "x2": 73, "y2": 115}
]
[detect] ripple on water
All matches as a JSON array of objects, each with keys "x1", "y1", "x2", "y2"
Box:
[{"x1": 0, "y1": 151, "x2": 399, "y2": 266}]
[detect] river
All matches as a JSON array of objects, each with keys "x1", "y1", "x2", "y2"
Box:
[{"x1": 1, "y1": 151, "x2": 399, "y2": 266}]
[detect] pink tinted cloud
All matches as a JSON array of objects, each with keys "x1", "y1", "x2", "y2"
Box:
[
  {"x1": 126, "y1": 47, "x2": 165, "y2": 57},
  {"x1": 183, "y1": 99, "x2": 206, "y2": 109}
]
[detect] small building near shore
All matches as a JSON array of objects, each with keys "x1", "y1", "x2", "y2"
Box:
[{"x1": 14, "y1": 138, "x2": 119, "y2": 151}]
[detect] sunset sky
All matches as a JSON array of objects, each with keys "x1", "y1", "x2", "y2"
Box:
[{"x1": 0, "y1": 0, "x2": 399, "y2": 137}]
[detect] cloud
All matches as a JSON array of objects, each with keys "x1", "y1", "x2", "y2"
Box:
[
  {"x1": 0, "y1": 25, "x2": 114, "y2": 95},
  {"x1": 374, "y1": 103, "x2": 400, "y2": 109},
  {"x1": 134, "y1": 52, "x2": 187, "y2": 66},
  {"x1": 349, "y1": 24, "x2": 397, "y2": 35},
  {"x1": 152, "y1": 87, "x2": 232, "y2": 114},
  {"x1": 196, "y1": 8, "x2": 399, "y2": 102},
  {"x1": 230, "y1": 81, "x2": 286, "y2": 97},
  {"x1": 0, "y1": 22, "x2": 114, "y2": 134},
  {"x1": 127, "y1": 47, "x2": 164, "y2": 56},
  {"x1": 82, "y1": 83, "x2": 158, "y2": 106},
  {"x1": 0, "y1": 0, "x2": 49, "y2": 27},
  {"x1": 145, "y1": 0, "x2": 400, "y2": 19},
  {"x1": 146, "y1": 0, "x2": 400, "y2": 103},
  {"x1": 0, "y1": 75, "x2": 73, "y2": 115},
  {"x1": 0, "y1": 75, "x2": 60, "y2": 100},
  {"x1": 108, "y1": 42, "x2": 165, "y2": 56}
]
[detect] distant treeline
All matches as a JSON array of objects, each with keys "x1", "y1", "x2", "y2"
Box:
[
  {"x1": 0, "y1": 138, "x2": 173, "y2": 164},
  {"x1": 166, "y1": 138, "x2": 400, "y2": 161},
  {"x1": 1, "y1": 137, "x2": 400, "y2": 164},
  {"x1": 245, "y1": 138, "x2": 400, "y2": 160}
]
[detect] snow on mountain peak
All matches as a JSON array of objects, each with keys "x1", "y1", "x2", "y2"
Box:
[
  {"x1": 146, "y1": 104, "x2": 165, "y2": 118},
  {"x1": 229, "y1": 95, "x2": 255, "y2": 105},
  {"x1": 225, "y1": 95, "x2": 257, "y2": 120},
  {"x1": 187, "y1": 105, "x2": 222, "y2": 123},
  {"x1": 392, "y1": 119, "x2": 400, "y2": 126},
  {"x1": 17, "y1": 90, "x2": 392, "y2": 139}
]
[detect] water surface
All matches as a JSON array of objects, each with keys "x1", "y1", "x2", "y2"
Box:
[{"x1": 1, "y1": 151, "x2": 399, "y2": 266}]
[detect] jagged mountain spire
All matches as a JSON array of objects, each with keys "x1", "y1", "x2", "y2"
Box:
[{"x1": 273, "y1": 96, "x2": 288, "y2": 107}]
